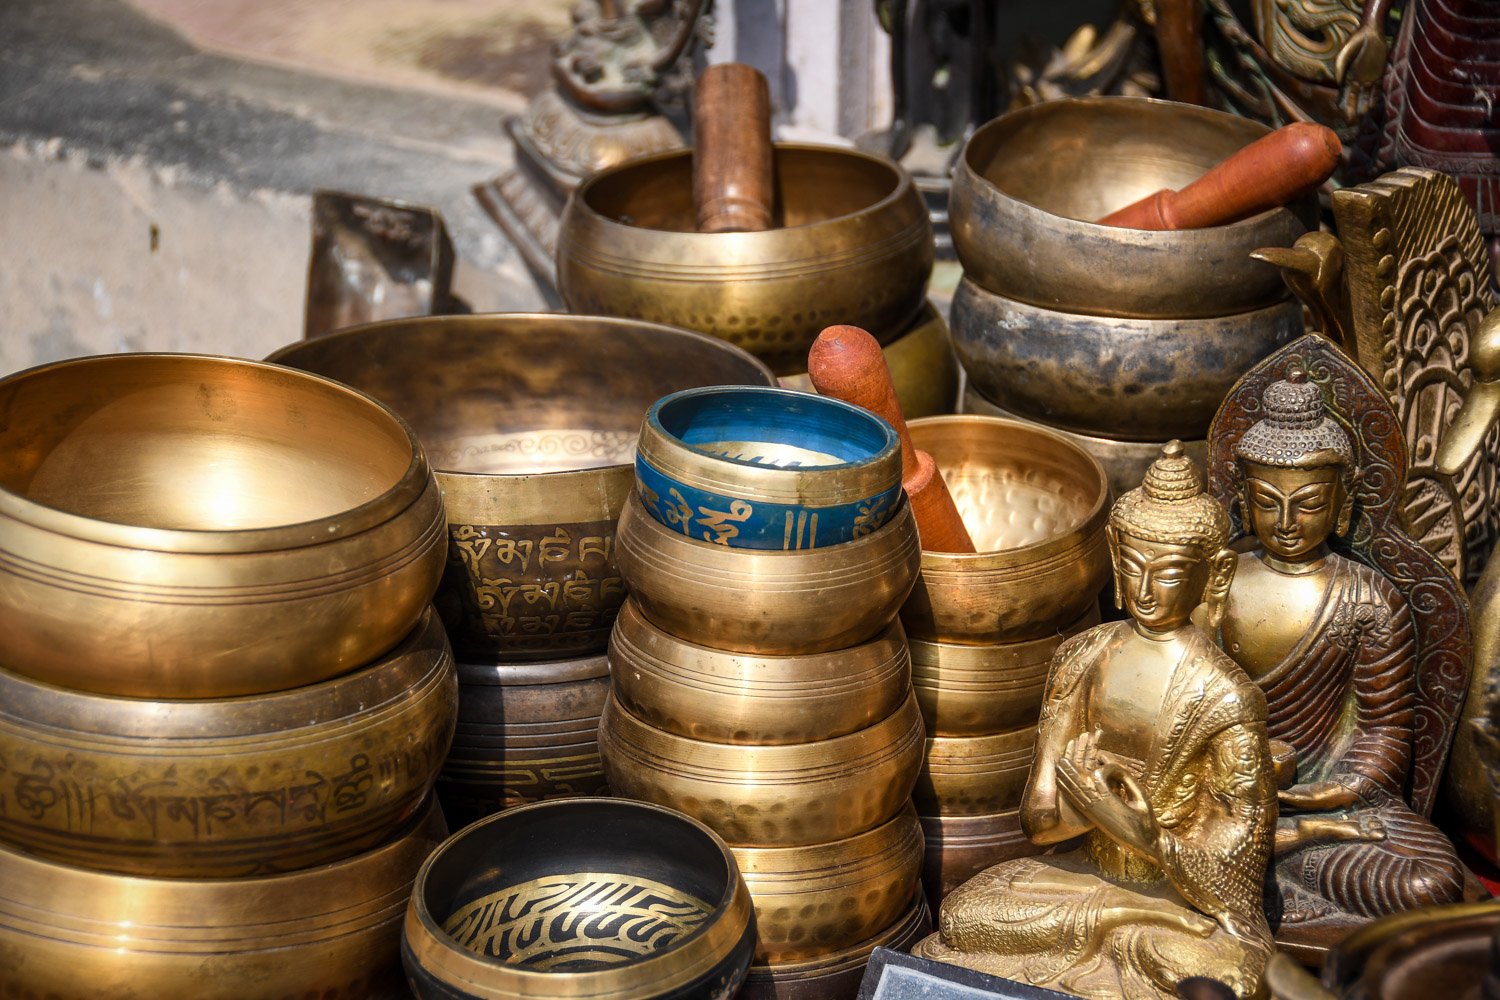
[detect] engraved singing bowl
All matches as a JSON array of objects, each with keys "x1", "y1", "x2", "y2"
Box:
[
  {"x1": 615, "y1": 491, "x2": 921, "y2": 655},
  {"x1": 599, "y1": 692, "x2": 925, "y2": 846},
  {"x1": 636, "y1": 386, "x2": 902, "y2": 550},
  {"x1": 732, "y1": 805, "x2": 923, "y2": 963},
  {"x1": 0, "y1": 607, "x2": 456, "y2": 877},
  {"x1": 436, "y1": 650, "x2": 610, "y2": 829},
  {"x1": 950, "y1": 96, "x2": 1316, "y2": 319},
  {"x1": 919, "y1": 807, "x2": 1047, "y2": 909},
  {"x1": 609, "y1": 598, "x2": 911, "y2": 746},
  {"x1": 950, "y1": 278, "x2": 1305, "y2": 442},
  {"x1": 559, "y1": 144, "x2": 933, "y2": 370},
  {"x1": 0, "y1": 353, "x2": 446, "y2": 699},
  {"x1": 911, "y1": 605, "x2": 1098, "y2": 738},
  {"x1": 899, "y1": 416, "x2": 1109, "y2": 645},
  {"x1": 912, "y1": 725, "x2": 1038, "y2": 816},
  {"x1": 0, "y1": 797, "x2": 445, "y2": 1000},
  {"x1": 268, "y1": 314, "x2": 775, "y2": 661},
  {"x1": 402, "y1": 797, "x2": 756, "y2": 1000}
]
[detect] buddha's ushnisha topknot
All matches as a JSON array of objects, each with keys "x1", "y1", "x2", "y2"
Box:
[
  {"x1": 1110, "y1": 441, "x2": 1230, "y2": 552},
  {"x1": 1235, "y1": 367, "x2": 1354, "y2": 470}
]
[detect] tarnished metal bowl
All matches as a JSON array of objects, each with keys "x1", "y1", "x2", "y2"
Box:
[
  {"x1": 599, "y1": 693, "x2": 925, "y2": 847},
  {"x1": 900, "y1": 416, "x2": 1109, "y2": 645},
  {"x1": 616, "y1": 491, "x2": 921, "y2": 655},
  {"x1": 402, "y1": 798, "x2": 755, "y2": 1000},
  {"x1": 739, "y1": 893, "x2": 932, "y2": 1000},
  {"x1": 733, "y1": 806, "x2": 923, "y2": 963},
  {"x1": 609, "y1": 598, "x2": 911, "y2": 746},
  {"x1": 919, "y1": 808, "x2": 1049, "y2": 910},
  {"x1": 950, "y1": 278, "x2": 1305, "y2": 442},
  {"x1": 558, "y1": 144, "x2": 933, "y2": 368},
  {"x1": 913, "y1": 726, "x2": 1037, "y2": 817},
  {"x1": 0, "y1": 797, "x2": 445, "y2": 1000},
  {"x1": 0, "y1": 353, "x2": 446, "y2": 699},
  {"x1": 950, "y1": 96, "x2": 1316, "y2": 318},
  {"x1": 0, "y1": 608, "x2": 456, "y2": 877},
  {"x1": 268, "y1": 314, "x2": 775, "y2": 661},
  {"x1": 436, "y1": 650, "x2": 610, "y2": 829}
]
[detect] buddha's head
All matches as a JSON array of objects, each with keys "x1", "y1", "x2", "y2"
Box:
[
  {"x1": 1108, "y1": 441, "x2": 1234, "y2": 634},
  {"x1": 1234, "y1": 369, "x2": 1355, "y2": 564}
]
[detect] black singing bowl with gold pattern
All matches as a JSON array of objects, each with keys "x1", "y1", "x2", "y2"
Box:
[
  {"x1": 0, "y1": 607, "x2": 456, "y2": 877},
  {"x1": 0, "y1": 352, "x2": 446, "y2": 699},
  {"x1": 402, "y1": 797, "x2": 755, "y2": 1000},
  {"x1": 0, "y1": 797, "x2": 446, "y2": 1000},
  {"x1": 268, "y1": 314, "x2": 775, "y2": 661}
]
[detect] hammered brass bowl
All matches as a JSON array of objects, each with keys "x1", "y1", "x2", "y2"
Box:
[
  {"x1": 0, "y1": 797, "x2": 445, "y2": 1000},
  {"x1": 900, "y1": 416, "x2": 1109, "y2": 645},
  {"x1": 615, "y1": 491, "x2": 921, "y2": 655},
  {"x1": 436, "y1": 650, "x2": 610, "y2": 829},
  {"x1": 268, "y1": 314, "x2": 775, "y2": 661},
  {"x1": 911, "y1": 605, "x2": 1098, "y2": 738},
  {"x1": 950, "y1": 96, "x2": 1316, "y2": 319},
  {"x1": 599, "y1": 693, "x2": 925, "y2": 846},
  {"x1": 0, "y1": 353, "x2": 446, "y2": 699},
  {"x1": 402, "y1": 797, "x2": 755, "y2": 1000},
  {"x1": 0, "y1": 607, "x2": 456, "y2": 877},
  {"x1": 558, "y1": 144, "x2": 933, "y2": 368},
  {"x1": 609, "y1": 598, "x2": 911, "y2": 745},
  {"x1": 733, "y1": 805, "x2": 922, "y2": 963},
  {"x1": 919, "y1": 807, "x2": 1051, "y2": 909},
  {"x1": 913, "y1": 726, "x2": 1037, "y2": 816}
]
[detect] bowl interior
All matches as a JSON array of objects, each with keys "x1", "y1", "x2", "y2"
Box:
[
  {"x1": 426, "y1": 800, "x2": 731, "y2": 971},
  {"x1": 0, "y1": 355, "x2": 410, "y2": 531},
  {"x1": 581, "y1": 146, "x2": 901, "y2": 233},
  {"x1": 653, "y1": 388, "x2": 894, "y2": 470},
  {"x1": 271, "y1": 317, "x2": 773, "y2": 476}
]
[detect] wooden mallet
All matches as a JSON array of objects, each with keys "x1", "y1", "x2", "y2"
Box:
[{"x1": 692, "y1": 62, "x2": 775, "y2": 233}]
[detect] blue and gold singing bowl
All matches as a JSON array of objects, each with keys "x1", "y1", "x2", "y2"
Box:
[{"x1": 635, "y1": 387, "x2": 902, "y2": 551}]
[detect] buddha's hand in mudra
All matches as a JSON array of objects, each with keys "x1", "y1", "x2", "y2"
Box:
[{"x1": 1056, "y1": 730, "x2": 1161, "y2": 858}]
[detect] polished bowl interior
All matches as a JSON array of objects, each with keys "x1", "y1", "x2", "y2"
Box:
[
  {"x1": 402, "y1": 798, "x2": 755, "y2": 1000},
  {"x1": 269, "y1": 314, "x2": 776, "y2": 660},
  {"x1": 913, "y1": 725, "x2": 1038, "y2": 816}
]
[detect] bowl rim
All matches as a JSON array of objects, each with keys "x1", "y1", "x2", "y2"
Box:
[{"x1": 0, "y1": 352, "x2": 433, "y2": 554}]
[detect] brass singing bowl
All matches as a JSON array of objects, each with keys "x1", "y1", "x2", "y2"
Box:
[
  {"x1": 402, "y1": 797, "x2": 756, "y2": 1000},
  {"x1": 733, "y1": 805, "x2": 922, "y2": 964},
  {"x1": 436, "y1": 650, "x2": 610, "y2": 829},
  {"x1": 950, "y1": 96, "x2": 1316, "y2": 319},
  {"x1": 558, "y1": 144, "x2": 934, "y2": 368},
  {"x1": 911, "y1": 605, "x2": 1098, "y2": 738},
  {"x1": 609, "y1": 598, "x2": 911, "y2": 746},
  {"x1": 900, "y1": 416, "x2": 1109, "y2": 645},
  {"x1": 615, "y1": 491, "x2": 921, "y2": 655},
  {"x1": 0, "y1": 797, "x2": 445, "y2": 1000},
  {"x1": 950, "y1": 278, "x2": 1306, "y2": 442},
  {"x1": 268, "y1": 314, "x2": 775, "y2": 661},
  {"x1": 0, "y1": 607, "x2": 456, "y2": 877},
  {"x1": 0, "y1": 353, "x2": 446, "y2": 699},
  {"x1": 919, "y1": 807, "x2": 1048, "y2": 909},
  {"x1": 599, "y1": 692, "x2": 925, "y2": 847},
  {"x1": 913, "y1": 725, "x2": 1037, "y2": 816}
]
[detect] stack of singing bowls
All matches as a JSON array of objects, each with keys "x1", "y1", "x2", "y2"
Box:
[
  {"x1": 0, "y1": 353, "x2": 456, "y2": 998},
  {"x1": 899, "y1": 415, "x2": 1111, "y2": 910},
  {"x1": 949, "y1": 96, "x2": 1313, "y2": 498},
  {"x1": 268, "y1": 315, "x2": 776, "y2": 827},
  {"x1": 600, "y1": 386, "x2": 930, "y2": 1000}
]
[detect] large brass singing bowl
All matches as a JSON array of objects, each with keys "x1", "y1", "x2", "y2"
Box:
[
  {"x1": 599, "y1": 693, "x2": 925, "y2": 847},
  {"x1": 0, "y1": 353, "x2": 446, "y2": 698},
  {"x1": 734, "y1": 805, "x2": 922, "y2": 963},
  {"x1": 900, "y1": 416, "x2": 1109, "y2": 645},
  {"x1": 919, "y1": 807, "x2": 1047, "y2": 909},
  {"x1": 615, "y1": 491, "x2": 922, "y2": 655},
  {"x1": 0, "y1": 608, "x2": 456, "y2": 877},
  {"x1": 950, "y1": 96, "x2": 1316, "y2": 318},
  {"x1": 609, "y1": 598, "x2": 911, "y2": 745},
  {"x1": 268, "y1": 314, "x2": 775, "y2": 661},
  {"x1": 912, "y1": 726, "x2": 1038, "y2": 816},
  {"x1": 950, "y1": 278, "x2": 1306, "y2": 442},
  {"x1": 0, "y1": 797, "x2": 445, "y2": 1000},
  {"x1": 436, "y1": 650, "x2": 610, "y2": 829},
  {"x1": 558, "y1": 144, "x2": 933, "y2": 368}
]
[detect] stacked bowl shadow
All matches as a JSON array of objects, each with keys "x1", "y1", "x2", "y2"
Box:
[
  {"x1": 948, "y1": 96, "x2": 1312, "y2": 497},
  {"x1": 269, "y1": 315, "x2": 776, "y2": 825},
  {"x1": 899, "y1": 415, "x2": 1110, "y2": 909},
  {"x1": 0, "y1": 353, "x2": 454, "y2": 997}
]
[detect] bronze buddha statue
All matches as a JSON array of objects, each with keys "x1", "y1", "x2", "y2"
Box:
[{"x1": 914, "y1": 443, "x2": 1277, "y2": 1000}]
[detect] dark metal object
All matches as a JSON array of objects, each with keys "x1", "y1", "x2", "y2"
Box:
[{"x1": 857, "y1": 946, "x2": 1073, "y2": 999}]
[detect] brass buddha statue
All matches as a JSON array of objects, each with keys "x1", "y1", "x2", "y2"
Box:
[{"x1": 913, "y1": 443, "x2": 1277, "y2": 1000}]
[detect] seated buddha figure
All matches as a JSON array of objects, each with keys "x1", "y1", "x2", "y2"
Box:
[
  {"x1": 1218, "y1": 371, "x2": 1464, "y2": 932},
  {"x1": 914, "y1": 443, "x2": 1276, "y2": 1000}
]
